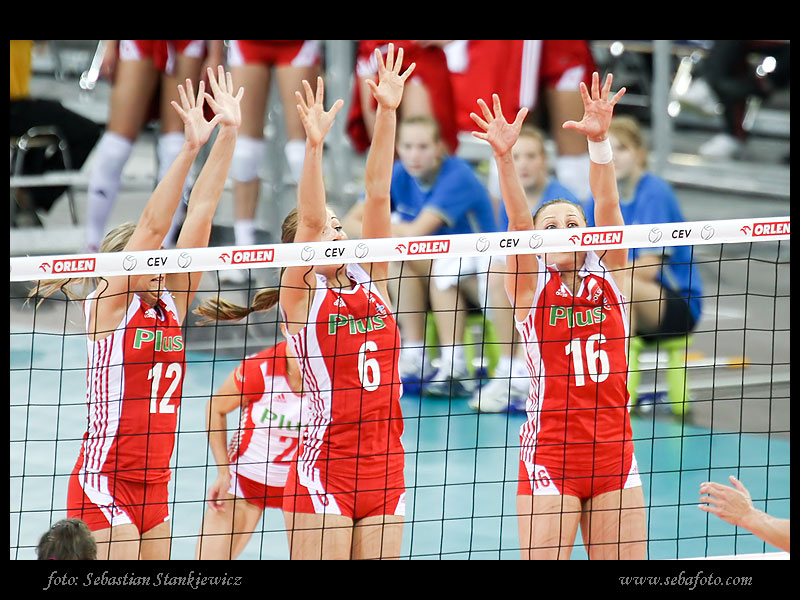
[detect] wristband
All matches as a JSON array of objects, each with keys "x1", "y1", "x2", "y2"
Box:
[{"x1": 588, "y1": 138, "x2": 613, "y2": 164}]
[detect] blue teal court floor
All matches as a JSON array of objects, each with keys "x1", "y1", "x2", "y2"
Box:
[{"x1": 10, "y1": 337, "x2": 789, "y2": 560}]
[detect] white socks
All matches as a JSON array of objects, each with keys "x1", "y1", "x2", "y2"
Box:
[
  {"x1": 85, "y1": 132, "x2": 133, "y2": 251},
  {"x1": 234, "y1": 219, "x2": 257, "y2": 247}
]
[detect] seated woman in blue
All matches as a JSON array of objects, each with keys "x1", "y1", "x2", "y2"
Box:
[{"x1": 583, "y1": 115, "x2": 703, "y2": 341}]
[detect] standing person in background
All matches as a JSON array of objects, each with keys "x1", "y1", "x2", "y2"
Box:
[
  {"x1": 472, "y1": 72, "x2": 647, "y2": 559},
  {"x1": 347, "y1": 40, "x2": 459, "y2": 155},
  {"x1": 691, "y1": 40, "x2": 790, "y2": 159},
  {"x1": 31, "y1": 67, "x2": 242, "y2": 559},
  {"x1": 446, "y1": 40, "x2": 596, "y2": 201},
  {"x1": 470, "y1": 124, "x2": 581, "y2": 413},
  {"x1": 189, "y1": 315, "x2": 303, "y2": 558},
  {"x1": 280, "y1": 45, "x2": 412, "y2": 559},
  {"x1": 84, "y1": 40, "x2": 223, "y2": 252},
  {"x1": 223, "y1": 40, "x2": 321, "y2": 284},
  {"x1": 582, "y1": 115, "x2": 702, "y2": 341},
  {"x1": 10, "y1": 40, "x2": 101, "y2": 227}
]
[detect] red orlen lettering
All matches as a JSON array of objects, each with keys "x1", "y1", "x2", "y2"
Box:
[
  {"x1": 581, "y1": 231, "x2": 623, "y2": 245},
  {"x1": 52, "y1": 258, "x2": 96, "y2": 274},
  {"x1": 231, "y1": 249, "x2": 275, "y2": 264},
  {"x1": 407, "y1": 240, "x2": 450, "y2": 255},
  {"x1": 752, "y1": 221, "x2": 790, "y2": 237}
]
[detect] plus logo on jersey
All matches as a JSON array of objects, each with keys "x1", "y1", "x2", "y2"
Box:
[
  {"x1": 132, "y1": 328, "x2": 184, "y2": 351},
  {"x1": 328, "y1": 313, "x2": 387, "y2": 335}
]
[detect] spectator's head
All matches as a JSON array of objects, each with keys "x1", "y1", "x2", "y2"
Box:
[
  {"x1": 36, "y1": 518, "x2": 97, "y2": 560},
  {"x1": 396, "y1": 115, "x2": 446, "y2": 179},
  {"x1": 608, "y1": 116, "x2": 647, "y2": 180},
  {"x1": 513, "y1": 125, "x2": 549, "y2": 191}
]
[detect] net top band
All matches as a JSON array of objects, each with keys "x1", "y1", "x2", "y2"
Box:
[{"x1": 10, "y1": 216, "x2": 789, "y2": 282}]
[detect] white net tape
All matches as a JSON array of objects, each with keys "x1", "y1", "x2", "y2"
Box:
[{"x1": 10, "y1": 216, "x2": 790, "y2": 282}]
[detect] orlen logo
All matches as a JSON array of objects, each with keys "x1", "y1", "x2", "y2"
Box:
[
  {"x1": 219, "y1": 248, "x2": 275, "y2": 264},
  {"x1": 38, "y1": 257, "x2": 96, "y2": 274},
  {"x1": 399, "y1": 240, "x2": 451, "y2": 255},
  {"x1": 742, "y1": 221, "x2": 790, "y2": 237},
  {"x1": 569, "y1": 231, "x2": 623, "y2": 245}
]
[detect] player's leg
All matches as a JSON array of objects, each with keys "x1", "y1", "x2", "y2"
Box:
[
  {"x1": 580, "y1": 486, "x2": 647, "y2": 560},
  {"x1": 388, "y1": 259, "x2": 435, "y2": 381},
  {"x1": 85, "y1": 53, "x2": 159, "y2": 251},
  {"x1": 228, "y1": 62, "x2": 271, "y2": 250},
  {"x1": 92, "y1": 524, "x2": 141, "y2": 560},
  {"x1": 517, "y1": 493, "x2": 582, "y2": 560},
  {"x1": 351, "y1": 515, "x2": 404, "y2": 560},
  {"x1": 196, "y1": 493, "x2": 263, "y2": 559},
  {"x1": 283, "y1": 511, "x2": 354, "y2": 560},
  {"x1": 274, "y1": 58, "x2": 320, "y2": 184},
  {"x1": 139, "y1": 520, "x2": 172, "y2": 560},
  {"x1": 159, "y1": 46, "x2": 206, "y2": 247}
]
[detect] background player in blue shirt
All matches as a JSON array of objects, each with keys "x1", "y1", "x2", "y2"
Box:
[{"x1": 583, "y1": 116, "x2": 703, "y2": 341}]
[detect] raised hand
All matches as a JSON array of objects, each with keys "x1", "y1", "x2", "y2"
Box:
[
  {"x1": 470, "y1": 94, "x2": 528, "y2": 156},
  {"x1": 562, "y1": 72, "x2": 626, "y2": 142},
  {"x1": 204, "y1": 65, "x2": 244, "y2": 129},
  {"x1": 296, "y1": 76, "x2": 344, "y2": 147},
  {"x1": 171, "y1": 77, "x2": 223, "y2": 150},
  {"x1": 366, "y1": 43, "x2": 416, "y2": 111}
]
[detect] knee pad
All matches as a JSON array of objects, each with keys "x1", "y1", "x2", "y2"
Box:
[
  {"x1": 90, "y1": 132, "x2": 134, "y2": 182},
  {"x1": 284, "y1": 138, "x2": 306, "y2": 184},
  {"x1": 156, "y1": 132, "x2": 186, "y2": 181},
  {"x1": 230, "y1": 136, "x2": 265, "y2": 183}
]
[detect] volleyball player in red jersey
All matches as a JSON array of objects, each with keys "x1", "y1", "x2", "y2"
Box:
[
  {"x1": 194, "y1": 336, "x2": 304, "y2": 559},
  {"x1": 471, "y1": 72, "x2": 647, "y2": 559},
  {"x1": 279, "y1": 45, "x2": 414, "y2": 560},
  {"x1": 39, "y1": 67, "x2": 243, "y2": 560},
  {"x1": 346, "y1": 40, "x2": 458, "y2": 155}
]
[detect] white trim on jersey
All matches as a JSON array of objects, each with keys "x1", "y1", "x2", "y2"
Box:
[{"x1": 519, "y1": 40, "x2": 543, "y2": 111}]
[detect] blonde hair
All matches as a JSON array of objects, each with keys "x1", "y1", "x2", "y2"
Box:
[
  {"x1": 608, "y1": 116, "x2": 648, "y2": 169},
  {"x1": 193, "y1": 209, "x2": 301, "y2": 325},
  {"x1": 532, "y1": 198, "x2": 588, "y2": 227},
  {"x1": 26, "y1": 222, "x2": 137, "y2": 309}
]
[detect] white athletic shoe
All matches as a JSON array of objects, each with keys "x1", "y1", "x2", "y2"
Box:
[
  {"x1": 698, "y1": 133, "x2": 744, "y2": 159},
  {"x1": 399, "y1": 347, "x2": 433, "y2": 384},
  {"x1": 468, "y1": 376, "x2": 529, "y2": 412},
  {"x1": 423, "y1": 360, "x2": 476, "y2": 397},
  {"x1": 675, "y1": 78, "x2": 721, "y2": 117}
]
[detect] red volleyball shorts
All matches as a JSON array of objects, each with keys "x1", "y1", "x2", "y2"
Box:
[
  {"x1": 118, "y1": 40, "x2": 206, "y2": 75},
  {"x1": 226, "y1": 40, "x2": 321, "y2": 68},
  {"x1": 517, "y1": 452, "x2": 642, "y2": 500},
  {"x1": 67, "y1": 464, "x2": 170, "y2": 534},
  {"x1": 228, "y1": 471, "x2": 286, "y2": 510},
  {"x1": 282, "y1": 461, "x2": 406, "y2": 521}
]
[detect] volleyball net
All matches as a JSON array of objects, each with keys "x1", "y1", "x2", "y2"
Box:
[{"x1": 10, "y1": 215, "x2": 789, "y2": 559}]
